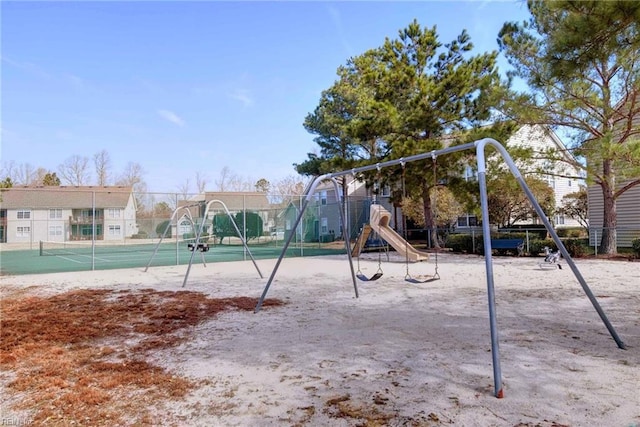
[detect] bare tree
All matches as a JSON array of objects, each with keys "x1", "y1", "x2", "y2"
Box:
[
  {"x1": 93, "y1": 149, "x2": 112, "y2": 186},
  {"x1": 32, "y1": 167, "x2": 49, "y2": 185},
  {"x1": 271, "y1": 175, "x2": 309, "y2": 204},
  {"x1": 214, "y1": 167, "x2": 256, "y2": 191},
  {"x1": 58, "y1": 155, "x2": 91, "y2": 185},
  {"x1": 116, "y1": 162, "x2": 148, "y2": 212},
  {"x1": 195, "y1": 171, "x2": 207, "y2": 193},
  {"x1": 3, "y1": 161, "x2": 38, "y2": 185},
  {"x1": 214, "y1": 166, "x2": 233, "y2": 191},
  {"x1": 177, "y1": 178, "x2": 191, "y2": 200},
  {"x1": 0, "y1": 161, "x2": 17, "y2": 183},
  {"x1": 115, "y1": 161, "x2": 147, "y2": 193}
]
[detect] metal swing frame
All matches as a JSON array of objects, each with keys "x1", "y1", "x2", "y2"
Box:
[
  {"x1": 354, "y1": 224, "x2": 387, "y2": 282},
  {"x1": 401, "y1": 156, "x2": 441, "y2": 284},
  {"x1": 181, "y1": 199, "x2": 263, "y2": 287},
  {"x1": 144, "y1": 203, "x2": 208, "y2": 271},
  {"x1": 145, "y1": 200, "x2": 263, "y2": 287},
  {"x1": 254, "y1": 137, "x2": 626, "y2": 399}
]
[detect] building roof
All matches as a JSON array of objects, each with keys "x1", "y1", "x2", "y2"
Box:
[
  {"x1": 0, "y1": 186, "x2": 134, "y2": 209},
  {"x1": 202, "y1": 192, "x2": 271, "y2": 210}
]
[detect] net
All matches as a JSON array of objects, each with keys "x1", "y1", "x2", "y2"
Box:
[{"x1": 39, "y1": 239, "x2": 199, "y2": 257}]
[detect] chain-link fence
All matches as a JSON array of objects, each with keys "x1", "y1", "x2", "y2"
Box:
[
  {"x1": 0, "y1": 188, "x2": 390, "y2": 253},
  {"x1": 2, "y1": 187, "x2": 637, "y2": 257}
]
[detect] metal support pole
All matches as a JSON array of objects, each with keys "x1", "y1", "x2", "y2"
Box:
[
  {"x1": 476, "y1": 139, "x2": 625, "y2": 350},
  {"x1": 476, "y1": 148, "x2": 504, "y2": 398},
  {"x1": 331, "y1": 177, "x2": 358, "y2": 298}
]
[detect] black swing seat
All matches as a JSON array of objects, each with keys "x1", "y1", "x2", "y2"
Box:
[
  {"x1": 188, "y1": 242, "x2": 210, "y2": 252},
  {"x1": 356, "y1": 270, "x2": 383, "y2": 282}
]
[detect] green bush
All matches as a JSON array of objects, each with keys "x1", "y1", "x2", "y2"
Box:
[
  {"x1": 632, "y1": 238, "x2": 640, "y2": 258},
  {"x1": 563, "y1": 238, "x2": 588, "y2": 258},
  {"x1": 131, "y1": 231, "x2": 148, "y2": 239},
  {"x1": 557, "y1": 228, "x2": 586, "y2": 238},
  {"x1": 501, "y1": 225, "x2": 547, "y2": 239},
  {"x1": 155, "y1": 220, "x2": 172, "y2": 238},
  {"x1": 528, "y1": 238, "x2": 556, "y2": 256},
  {"x1": 445, "y1": 234, "x2": 477, "y2": 254}
]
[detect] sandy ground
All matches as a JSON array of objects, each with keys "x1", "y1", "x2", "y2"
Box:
[{"x1": 1, "y1": 252, "x2": 639, "y2": 426}]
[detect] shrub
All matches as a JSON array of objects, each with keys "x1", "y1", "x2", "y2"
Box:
[
  {"x1": 563, "y1": 238, "x2": 588, "y2": 258},
  {"x1": 130, "y1": 231, "x2": 148, "y2": 239},
  {"x1": 155, "y1": 220, "x2": 172, "y2": 238},
  {"x1": 632, "y1": 238, "x2": 640, "y2": 259},
  {"x1": 528, "y1": 238, "x2": 556, "y2": 256},
  {"x1": 445, "y1": 234, "x2": 477, "y2": 254},
  {"x1": 557, "y1": 228, "x2": 586, "y2": 238}
]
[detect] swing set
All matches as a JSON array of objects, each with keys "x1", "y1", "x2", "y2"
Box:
[
  {"x1": 254, "y1": 137, "x2": 626, "y2": 399},
  {"x1": 144, "y1": 199, "x2": 263, "y2": 287},
  {"x1": 351, "y1": 158, "x2": 441, "y2": 283}
]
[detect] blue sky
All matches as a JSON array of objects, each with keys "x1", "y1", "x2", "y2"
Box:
[{"x1": 1, "y1": 1, "x2": 531, "y2": 193}]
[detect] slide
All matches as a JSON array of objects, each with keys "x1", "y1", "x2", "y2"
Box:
[
  {"x1": 369, "y1": 205, "x2": 429, "y2": 262},
  {"x1": 351, "y1": 224, "x2": 372, "y2": 257}
]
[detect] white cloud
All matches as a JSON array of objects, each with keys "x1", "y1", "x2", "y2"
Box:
[
  {"x1": 228, "y1": 89, "x2": 254, "y2": 107},
  {"x1": 1, "y1": 55, "x2": 51, "y2": 79},
  {"x1": 157, "y1": 109, "x2": 186, "y2": 127},
  {"x1": 327, "y1": 5, "x2": 353, "y2": 57}
]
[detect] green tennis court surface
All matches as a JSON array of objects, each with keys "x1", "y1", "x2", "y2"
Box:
[{"x1": 1, "y1": 244, "x2": 347, "y2": 276}]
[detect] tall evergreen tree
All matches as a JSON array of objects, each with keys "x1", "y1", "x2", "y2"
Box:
[{"x1": 498, "y1": 0, "x2": 640, "y2": 254}]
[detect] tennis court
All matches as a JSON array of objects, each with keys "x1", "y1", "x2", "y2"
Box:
[{"x1": 0, "y1": 240, "x2": 347, "y2": 275}]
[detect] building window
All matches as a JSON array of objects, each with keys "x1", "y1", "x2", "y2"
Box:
[
  {"x1": 108, "y1": 225, "x2": 121, "y2": 236},
  {"x1": 108, "y1": 208, "x2": 121, "y2": 219},
  {"x1": 49, "y1": 209, "x2": 63, "y2": 219},
  {"x1": 321, "y1": 217, "x2": 328, "y2": 234},
  {"x1": 17, "y1": 210, "x2": 31, "y2": 219},
  {"x1": 381, "y1": 185, "x2": 391, "y2": 197},
  {"x1": 457, "y1": 215, "x2": 478, "y2": 227},
  {"x1": 320, "y1": 191, "x2": 327, "y2": 205},
  {"x1": 79, "y1": 224, "x2": 102, "y2": 237},
  {"x1": 568, "y1": 179, "x2": 572, "y2": 187},
  {"x1": 178, "y1": 220, "x2": 191, "y2": 235},
  {"x1": 17, "y1": 226, "x2": 31, "y2": 237},
  {"x1": 555, "y1": 215, "x2": 565, "y2": 225},
  {"x1": 49, "y1": 225, "x2": 63, "y2": 236}
]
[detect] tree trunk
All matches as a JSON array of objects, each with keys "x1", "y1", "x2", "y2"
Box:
[
  {"x1": 421, "y1": 183, "x2": 439, "y2": 248},
  {"x1": 599, "y1": 157, "x2": 618, "y2": 255},
  {"x1": 599, "y1": 183, "x2": 617, "y2": 255}
]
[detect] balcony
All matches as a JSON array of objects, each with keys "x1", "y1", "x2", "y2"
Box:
[{"x1": 69, "y1": 216, "x2": 104, "y2": 225}]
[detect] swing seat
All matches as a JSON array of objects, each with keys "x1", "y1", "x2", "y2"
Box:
[
  {"x1": 405, "y1": 273, "x2": 440, "y2": 284},
  {"x1": 538, "y1": 262, "x2": 562, "y2": 270},
  {"x1": 356, "y1": 270, "x2": 384, "y2": 282}
]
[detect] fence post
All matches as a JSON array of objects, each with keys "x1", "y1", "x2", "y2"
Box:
[
  {"x1": 594, "y1": 229, "x2": 598, "y2": 257},
  {"x1": 472, "y1": 229, "x2": 476, "y2": 254}
]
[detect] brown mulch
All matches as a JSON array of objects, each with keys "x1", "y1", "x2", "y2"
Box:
[{"x1": 0, "y1": 288, "x2": 283, "y2": 425}]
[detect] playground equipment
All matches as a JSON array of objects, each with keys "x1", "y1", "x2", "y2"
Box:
[
  {"x1": 182, "y1": 199, "x2": 263, "y2": 287},
  {"x1": 253, "y1": 137, "x2": 626, "y2": 399},
  {"x1": 144, "y1": 203, "x2": 208, "y2": 269},
  {"x1": 539, "y1": 246, "x2": 562, "y2": 269},
  {"x1": 370, "y1": 204, "x2": 429, "y2": 262},
  {"x1": 145, "y1": 200, "x2": 263, "y2": 287},
  {"x1": 351, "y1": 216, "x2": 390, "y2": 281}
]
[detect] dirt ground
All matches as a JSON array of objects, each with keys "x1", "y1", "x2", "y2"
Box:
[{"x1": 1, "y1": 253, "x2": 638, "y2": 426}]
